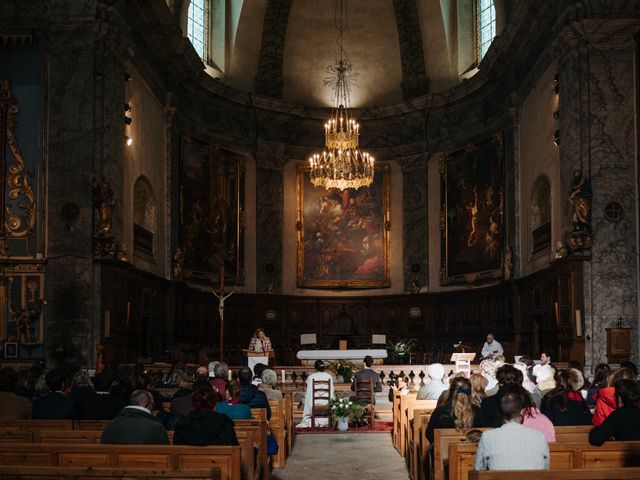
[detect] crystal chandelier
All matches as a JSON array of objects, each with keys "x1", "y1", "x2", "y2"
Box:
[{"x1": 308, "y1": 0, "x2": 374, "y2": 190}]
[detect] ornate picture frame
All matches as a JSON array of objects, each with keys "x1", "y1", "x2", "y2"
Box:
[
  {"x1": 440, "y1": 134, "x2": 505, "y2": 285},
  {"x1": 296, "y1": 164, "x2": 391, "y2": 289},
  {"x1": 178, "y1": 136, "x2": 245, "y2": 286}
]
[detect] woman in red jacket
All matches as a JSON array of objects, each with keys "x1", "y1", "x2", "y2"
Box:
[{"x1": 592, "y1": 367, "x2": 635, "y2": 425}]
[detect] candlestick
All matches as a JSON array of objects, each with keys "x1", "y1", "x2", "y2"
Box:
[
  {"x1": 281, "y1": 369, "x2": 286, "y2": 385},
  {"x1": 228, "y1": 369, "x2": 232, "y2": 381}
]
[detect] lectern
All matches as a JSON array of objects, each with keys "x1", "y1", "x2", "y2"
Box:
[
  {"x1": 243, "y1": 350, "x2": 274, "y2": 373},
  {"x1": 450, "y1": 352, "x2": 476, "y2": 377}
]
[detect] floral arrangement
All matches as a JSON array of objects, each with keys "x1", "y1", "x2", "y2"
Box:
[
  {"x1": 327, "y1": 360, "x2": 356, "y2": 382},
  {"x1": 387, "y1": 338, "x2": 418, "y2": 356},
  {"x1": 329, "y1": 394, "x2": 365, "y2": 424}
]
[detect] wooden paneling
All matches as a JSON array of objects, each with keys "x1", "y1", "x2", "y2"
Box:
[{"x1": 98, "y1": 257, "x2": 586, "y2": 366}]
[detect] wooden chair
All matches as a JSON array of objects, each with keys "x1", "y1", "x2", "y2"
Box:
[
  {"x1": 310, "y1": 379, "x2": 331, "y2": 428},
  {"x1": 353, "y1": 378, "x2": 375, "y2": 428}
]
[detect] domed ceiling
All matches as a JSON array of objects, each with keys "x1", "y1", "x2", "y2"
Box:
[{"x1": 222, "y1": 0, "x2": 458, "y2": 108}]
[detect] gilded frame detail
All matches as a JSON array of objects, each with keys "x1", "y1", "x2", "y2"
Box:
[
  {"x1": 440, "y1": 134, "x2": 505, "y2": 285},
  {"x1": 296, "y1": 164, "x2": 391, "y2": 289}
]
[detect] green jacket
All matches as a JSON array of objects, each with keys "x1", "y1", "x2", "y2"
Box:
[{"x1": 101, "y1": 407, "x2": 169, "y2": 445}]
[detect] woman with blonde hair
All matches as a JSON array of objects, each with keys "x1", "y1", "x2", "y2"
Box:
[
  {"x1": 425, "y1": 377, "x2": 488, "y2": 444},
  {"x1": 469, "y1": 374, "x2": 488, "y2": 407}
]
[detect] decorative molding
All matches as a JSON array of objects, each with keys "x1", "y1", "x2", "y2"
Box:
[{"x1": 1, "y1": 80, "x2": 36, "y2": 240}]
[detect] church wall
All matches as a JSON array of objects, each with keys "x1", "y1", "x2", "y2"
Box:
[
  {"x1": 518, "y1": 63, "x2": 561, "y2": 277},
  {"x1": 282, "y1": 0, "x2": 403, "y2": 107},
  {"x1": 123, "y1": 65, "x2": 168, "y2": 279}
]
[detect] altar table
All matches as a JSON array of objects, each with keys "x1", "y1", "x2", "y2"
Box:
[{"x1": 296, "y1": 349, "x2": 387, "y2": 365}]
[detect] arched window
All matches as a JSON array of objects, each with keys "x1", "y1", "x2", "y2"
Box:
[
  {"x1": 476, "y1": 0, "x2": 496, "y2": 62},
  {"x1": 133, "y1": 177, "x2": 157, "y2": 258},
  {"x1": 529, "y1": 175, "x2": 551, "y2": 256},
  {"x1": 187, "y1": 0, "x2": 209, "y2": 62}
]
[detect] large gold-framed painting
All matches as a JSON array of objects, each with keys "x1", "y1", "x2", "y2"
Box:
[
  {"x1": 440, "y1": 134, "x2": 505, "y2": 285},
  {"x1": 297, "y1": 164, "x2": 390, "y2": 289}
]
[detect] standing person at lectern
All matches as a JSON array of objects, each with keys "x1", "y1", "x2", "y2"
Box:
[
  {"x1": 248, "y1": 328, "x2": 273, "y2": 353},
  {"x1": 481, "y1": 333, "x2": 503, "y2": 359}
]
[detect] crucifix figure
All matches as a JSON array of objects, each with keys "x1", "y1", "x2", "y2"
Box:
[{"x1": 212, "y1": 266, "x2": 233, "y2": 361}]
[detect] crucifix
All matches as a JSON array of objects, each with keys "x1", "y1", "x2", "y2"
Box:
[{"x1": 212, "y1": 266, "x2": 233, "y2": 361}]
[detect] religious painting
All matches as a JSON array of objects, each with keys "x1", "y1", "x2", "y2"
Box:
[
  {"x1": 179, "y1": 136, "x2": 245, "y2": 285},
  {"x1": 2, "y1": 272, "x2": 45, "y2": 356},
  {"x1": 440, "y1": 134, "x2": 505, "y2": 285},
  {"x1": 296, "y1": 164, "x2": 390, "y2": 289}
]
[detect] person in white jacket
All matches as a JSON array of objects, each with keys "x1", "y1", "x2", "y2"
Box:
[{"x1": 296, "y1": 360, "x2": 335, "y2": 428}]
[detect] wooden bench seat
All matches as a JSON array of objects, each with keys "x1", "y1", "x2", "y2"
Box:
[
  {"x1": 0, "y1": 465, "x2": 221, "y2": 479},
  {"x1": 268, "y1": 400, "x2": 287, "y2": 468},
  {"x1": 468, "y1": 467, "x2": 640, "y2": 480},
  {"x1": 432, "y1": 425, "x2": 594, "y2": 480},
  {"x1": 29, "y1": 425, "x2": 264, "y2": 480},
  {"x1": 449, "y1": 441, "x2": 640, "y2": 480},
  {"x1": 0, "y1": 443, "x2": 242, "y2": 480}
]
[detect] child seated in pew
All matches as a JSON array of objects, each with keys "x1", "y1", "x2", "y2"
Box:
[{"x1": 589, "y1": 379, "x2": 640, "y2": 445}]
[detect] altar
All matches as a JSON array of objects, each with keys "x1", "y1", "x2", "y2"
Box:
[{"x1": 296, "y1": 349, "x2": 387, "y2": 365}]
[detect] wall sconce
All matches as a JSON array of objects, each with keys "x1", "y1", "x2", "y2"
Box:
[
  {"x1": 553, "y1": 74, "x2": 559, "y2": 95},
  {"x1": 553, "y1": 110, "x2": 560, "y2": 119},
  {"x1": 553, "y1": 130, "x2": 560, "y2": 146},
  {"x1": 125, "y1": 136, "x2": 133, "y2": 146}
]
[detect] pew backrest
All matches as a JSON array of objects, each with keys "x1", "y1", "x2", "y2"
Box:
[
  {"x1": 0, "y1": 465, "x2": 221, "y2": 479},
  {"x1": 468, "y1": 467, "x2": 640, "y2": 480},
  {"x1": 449, "y1": 441, "x2": 640, "y2": 480},
  {"x1": 0, "y1": 443, "x2": 242, "y2": 480}
]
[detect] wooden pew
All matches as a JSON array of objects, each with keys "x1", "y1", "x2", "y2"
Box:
[
  {"x1": 235, "y1": 418, "x2": 270, "y2": 480},
  {"x1": 0, "y1": 465, "x2": 221, "y2": 479},
  {"x1": 251, "y1": 409, "x2": 267, "y2": 422},
  {"x1": 432, "y1": 425, "x2": 594, "y2": 480},
  {"x1": 403, "y1": 399, "x2": 437, "y2": 460},
  {"x1": 449, "y1": 441, "x2": 640, "y2": 480},
  {"x1": 32, "y1": 426, "x2": 263, "y2": 480},
  {"x1": 0, "y1": 429, "x2": 33, "y2": 443},
  {"x1": 0, "y1": 420, "x2": 73, "y2": 429},
  {"x1": 392, "y1": 391, "x2": 402, "y2": 450},
  {"x1": 396, "y1": 393, "x2": 417, "y2": 456},
  {"x1": 0, "y1": 443, "x2": 242, "y2": 480},
  {"x1": 468, "y1": 467, "x2": 640, "y2": 480},
  {"x1": 283, "y1": 393, "x2": 293, "y2": 456},
  {"x1": 268, "y1": 400, "x2": 287, "y2": 468},
  {"x1": 408, "y1": 408, "x2": 434, "y2": 480},
  {"x1": 74, "y1": 419, "x2": 110, "y2": 430}
]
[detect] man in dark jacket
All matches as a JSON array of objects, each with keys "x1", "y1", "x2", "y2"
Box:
[
  {"x1": 589, "y1": 379, "x2": 640, "y2": 445},
  {"x1": 101, "y1": 389, "x2": 169, "y2": 444},
  {"x1": 481, "y1": 365, "x2": 523, "y2": 427},
  {"x1": 238, "y1": 366, "x2": 271, "y2": 419},
  {"x1": 78, "y1": 374, "x2": 125, "y2": 420},
  {"x1": 351, "y1": 355, "x2": 382, "y2": 405},
  {"x1": 32, "y1": 369, "x2": 75, "y2": 419}
]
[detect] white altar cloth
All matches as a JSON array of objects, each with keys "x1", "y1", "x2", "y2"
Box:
[{"x1": 296, "y1": 349, "x2": 388, "y2": 361}]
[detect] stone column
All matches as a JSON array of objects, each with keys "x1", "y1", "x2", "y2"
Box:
[{"x1": 557, "y1": 28, "x2": 638, "y2": 367}]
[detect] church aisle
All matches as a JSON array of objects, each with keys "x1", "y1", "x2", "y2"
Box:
[{"x1": 272, "y1": 433, "x2": 409, "y2": 480}]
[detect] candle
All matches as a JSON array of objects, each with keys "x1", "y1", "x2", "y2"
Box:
[
  {"x1": 228, "y1": 369, "x2": 232, "y2": 381},
  {"x1": 281, "y1": 370, "x2": 286, "y2": 384}
]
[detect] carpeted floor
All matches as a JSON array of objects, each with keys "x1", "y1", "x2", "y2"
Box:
[{"x1": 295, "y1": 420, "x2": 393, "y2": 434}]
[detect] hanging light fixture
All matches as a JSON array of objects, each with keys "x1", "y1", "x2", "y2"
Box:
[{"x1": 308, "y1": 0, "x2": 374, "y2": 190}]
